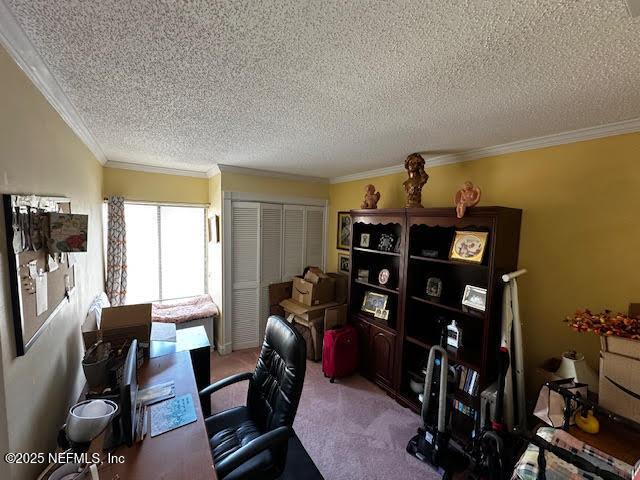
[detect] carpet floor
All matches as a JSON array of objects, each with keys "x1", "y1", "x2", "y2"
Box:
[{"x1": 209, "y1": 349, "x2": 440, "y2": 480}]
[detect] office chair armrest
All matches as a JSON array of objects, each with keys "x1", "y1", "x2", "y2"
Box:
[
  {"x1": 199, "y1": 372, "x2": 253, "y2": 398},
  {"x1": 215, "y1": 426, "x2": 291, "y2": 478}
]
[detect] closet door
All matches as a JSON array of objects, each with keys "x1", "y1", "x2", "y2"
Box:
[
  {"x1": 231, "y1": 202, "x2": 260, "y2": 350},
  {"x1": 259, "y1": 203, "x2": 282, "y2": 340},
  {"x1": 304, "y1": 206, "x2": 325, "y2": 269},
  {"x1": 282, "y1": 205, "x2": 305, "y2": 280}
]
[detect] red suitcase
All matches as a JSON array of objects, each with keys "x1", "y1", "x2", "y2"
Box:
[{"x1": 322, "y1": 325, "x2": 358, "y2": 382}]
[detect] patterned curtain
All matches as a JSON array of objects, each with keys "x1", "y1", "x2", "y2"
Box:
[{"x1": 105, "y1": 196, "x2": 127, "y2": 306}]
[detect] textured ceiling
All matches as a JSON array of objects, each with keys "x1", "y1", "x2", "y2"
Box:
[{"x1": 4, "y1": 1, "x2": 640, "y2": 178}]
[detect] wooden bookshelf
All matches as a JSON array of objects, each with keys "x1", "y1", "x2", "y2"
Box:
[{"x1": 347, "y1": 207, "x2": 522, "y2": 446}]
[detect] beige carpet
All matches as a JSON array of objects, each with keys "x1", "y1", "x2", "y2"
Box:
[{"x1": 209, "y1": 349, "x2": 440, "y2": 480}]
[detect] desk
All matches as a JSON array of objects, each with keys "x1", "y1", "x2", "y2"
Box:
[
  {"x1": 150, "y1": 326, "x2": 212, "y2": 416},
  {"x1": 99, "y1": 351, "x2": 217, "y2": 480},
  {"x1": 569, "y1": 419, "x2": 640, "y2": 466}
]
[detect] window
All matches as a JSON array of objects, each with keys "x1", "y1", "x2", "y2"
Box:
[{"x1": 107, "y1": 202, "x2": 207, "y2": 304}]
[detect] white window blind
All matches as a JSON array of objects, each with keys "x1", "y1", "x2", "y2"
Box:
[{"x1": 119, "y1": 202, "x2": 206, "y2": 303}]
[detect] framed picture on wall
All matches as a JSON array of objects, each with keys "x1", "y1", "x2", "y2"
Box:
[
  {"x1": 337, "y1": 211, "x2": 351, "y2": 250},
  {"x1": 338, "y1": 253, "x2": 350, "y2": 274}
]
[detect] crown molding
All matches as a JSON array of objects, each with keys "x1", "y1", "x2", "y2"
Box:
[
  {"x1": 0, "y1": 1, "x2": 107, "y2": 164},
  {"x1": 104, "y1": 160, "x2": 209, "y2": 178},
  {"x1": 207, "y1": 164, "x2": 221, "y2": 177},
  {"x1": 213, "y1": 164, "x2": 328, "y2": 183},
  {"x1": 329, "y1": 117, "x2": 640, "y2": 183}
]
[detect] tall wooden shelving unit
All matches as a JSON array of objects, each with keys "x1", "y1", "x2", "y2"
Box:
[{"x1": 347, "y1": 207, "x2": 521, "y2": 444}]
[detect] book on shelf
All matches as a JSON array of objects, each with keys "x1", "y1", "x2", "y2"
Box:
[
  {"x1": 452, "y1": 399, "x2": 478, "y2": 420},
  {"x1": 457, "y1": 366, "x2": 479, "y2": 396}
]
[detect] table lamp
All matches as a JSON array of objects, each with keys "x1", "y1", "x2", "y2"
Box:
[{"x1": 61, "y1": 399, "x2": 118, "y2": 452}]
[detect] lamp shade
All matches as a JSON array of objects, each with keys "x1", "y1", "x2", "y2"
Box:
[{"x1": 556, "y1": 350, "x2": 599, "y2": 392}]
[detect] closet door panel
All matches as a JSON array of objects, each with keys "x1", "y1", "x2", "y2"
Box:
[
  {"x1": 231, "y1": 202, "x2": 260, "y2": 349},
  {"x1": 282, "y1": 205, "x2": 305, "y2": 280},
  {"x1": 232, "y1": 288, "x2": 260, "y2": 349},
  {"x1": 304, "y1": 206, "x2": 325, "y2": 269},
  {"x1": 259, "y1": 204, "x2": 282, "y2": 339}
]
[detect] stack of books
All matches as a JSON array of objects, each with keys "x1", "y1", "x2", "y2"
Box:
[
  {"x1": 452, "y1": 399, "x2": 477, "y2": 419},
  {"x1": 457, "y1": 366, "x2": 480, "y2": 396}
]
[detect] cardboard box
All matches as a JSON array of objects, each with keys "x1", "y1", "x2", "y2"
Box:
[
  {"x1": 292, "y1": 275, "x2": 335, "y2": 306},
  {"x1": 82, "y1": 303, "x2": 152, "y2": 349},
  {"x1": 280, "y1": 298, "x2": 340, "y2": 361},
  {"x1": 324, "y1": 304, "x2": 347, "y2": 331},
  {"x1": 599, "y1": 350, "x2": 640, "y2": 423},
  {"x1": 269, "y1": 281, "x2": 292, "y2": 317},
  {"x1": 327, "y1": 273, "x2": 348, "y2": 304},
  {"x1": 304, "y1": 267, "x2": 329, "y2": 284},
  {"x1": 600, "y1": 335, "x2": 640, "y2": 360}
]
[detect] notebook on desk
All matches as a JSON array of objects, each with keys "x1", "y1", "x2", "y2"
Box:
[{"x1": 149, "y1": 393, "x2": 197, "y2": 437}]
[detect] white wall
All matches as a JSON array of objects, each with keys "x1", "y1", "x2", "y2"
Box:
[{"x1": 0, "y1": 46, "x2": 104, "y2": 479}]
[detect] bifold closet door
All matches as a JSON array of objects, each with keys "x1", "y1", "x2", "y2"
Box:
[
  {"x1": 304, "y1": 206, "x2": 325, "y2": 269},
  {"x1": 282, "y1": 205, "x2": 305, "y2": 280},
  {"x1": 259, "y1": 203, "x2": 282, "y2": 340},
  {"x1": 231, "y1": 202, "x2": 260, "y2": 350}
]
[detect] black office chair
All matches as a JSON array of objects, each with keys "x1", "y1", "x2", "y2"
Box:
[{"x1": 200, "y1": 315, "x2": 307, "y2": 480}]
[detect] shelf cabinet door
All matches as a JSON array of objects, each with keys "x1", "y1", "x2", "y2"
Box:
[
  {"x1": 353, "y1": 319, "x2": 371, "y2": 377},
  {"x1": 370, "y1": 324, "x2": 396, "y2": 387}
]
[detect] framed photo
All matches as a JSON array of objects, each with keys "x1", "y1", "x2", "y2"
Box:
[
  {"x1": 337, "y1": 211, "x2": 351, "y2": 250},
  {"x1": 360, "y1": 233, "x2": 370, "y2": 248},
  {"x1": 357, "y1": 269, "x2": 369, "y2": 282},
  {"x1": 374, "y1": 308, "x2": 390, "y2": 321},
  {"x1": 338, "y1": 253, "x2": 350, "y2": 274},
  {"x1": 377, "y1": 233, "x2": 395, "y2": 252},
  {"x1": 461, "y1": 285, "x2": 487, "y2": 312},
  {"x1": 362, "y1": 291, "x2": 388, "y2": 314},
  {"x1": 425, "y1": 277, "x2": 442, "y2": 298},
  {"x1": 449, "y1": 231, "x2": 489, "y2": 264}
]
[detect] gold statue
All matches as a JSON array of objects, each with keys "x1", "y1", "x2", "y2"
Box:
[
  {"x1": 403, "y1": 153, "x2": 429, "y2": 208},
  {"x1": 360, "y1": 184, "x2": 380, "y2": 209},
  {"x1": 454, "y1": 181, "x2": 481, "y2": 218}
]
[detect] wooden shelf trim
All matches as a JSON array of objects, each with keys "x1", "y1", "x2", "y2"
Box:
[
  {"x1": 353, "y1": 246, "x2": 401, "y2": 257},
  {"x1": 404, "y1": 335, "x2": 481, "y2": 371},
  {"x1": 409, "y1": 254, "x2": 488, "y2": 269},
  {"x1": 354, "y1": 279, "x2": 399, "y2": 295},
  {"x1": 409, "y1": 295, "x2": 485, "y2": 319}
]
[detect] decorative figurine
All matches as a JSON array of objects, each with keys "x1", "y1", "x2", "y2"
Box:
[
  {"x1": 454, "y1": 181, "x2": 481, "y2": 218},
  {"x1": 403, "y1": 153, "x2": 429, "y2": 208},
  {"x1": 378, "y1": 268, "x2": 390, "y2": 286},
  {"x1": 360, "y1": 184, "x2": 381, "y2": 209}
]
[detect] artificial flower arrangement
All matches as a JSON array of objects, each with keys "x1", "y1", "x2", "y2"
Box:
[{"x1": 565, "y1": 309, "x2": 640, "y2": 340}]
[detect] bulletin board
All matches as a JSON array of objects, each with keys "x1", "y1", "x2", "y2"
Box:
[{"x1": 2, "y1": 194, "x2": 79, "y2": 356}]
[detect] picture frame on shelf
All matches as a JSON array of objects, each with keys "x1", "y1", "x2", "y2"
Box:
[
  {"x1": 337, "y1": 211, "x2": 351, "y2": 250},
  {"x1": 357, "y1": 269, "x2": 369, "y2": 282},
  {"x1": 362, "y1": 291, "x2": 388, "y2": 315},
  {"x1": 461, "y1": 285, "x2": 487, "y2": 312},
  {"x1": 360, "y1": 233, "x2": 370, "y2": 248},
  {"x1": 377, "y1": 233, "x2": 395, "y2": 252},
  {"x1": 425, "y1": 277, "x2": 442, "y2": 299},
  {"x1": 338, "y1": 253, "x2": 350, "y2": 274},
  {"x1": 374, "y1": 307, "x2": 390, "y2": 321},
  {"x1": 449, "y1": 230, "x2": 489, "y2": 264}
]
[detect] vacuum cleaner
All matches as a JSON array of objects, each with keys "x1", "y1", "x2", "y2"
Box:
[{"x1": 407, "y1": 344, "x2": 469, "y2": 478}]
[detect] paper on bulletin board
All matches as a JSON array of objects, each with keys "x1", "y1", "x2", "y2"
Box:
[{"x1": 35, "y1": 272, "x2": 48, "y2": 316}]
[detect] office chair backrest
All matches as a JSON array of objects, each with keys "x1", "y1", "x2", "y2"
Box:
[{"x1": 247, "y1": 315, "x2": 306, "y2": 433}]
